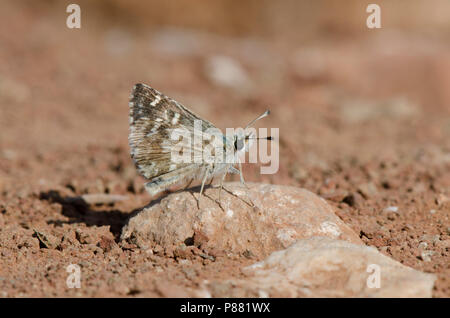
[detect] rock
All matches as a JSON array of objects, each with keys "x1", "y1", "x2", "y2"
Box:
[
  {"x1": 154, "y1": 282, "x2": 192, "y2": 298},
  {"x1": 383, "y1": 206, "x2": 399, "y2": 213},
  {"x1": 339, "y1": 97, "x2": 418, "y2": 124},
  {"x1": 418, "y1": 242, "x2": 428, "y2": 250},
  {"x1": 121, "y1": 183, "x2": 361, "y2": 259},
  {"x1": 75, "y1": 226, "x2": 113, "y2": 246},
  {"x1": 357, "y1": 182, "x2": 378, "y2": 199},
  {"x1": 206, "y1": 237, "x2": 436, "y2": 297},
  {"x1": 80, "y1": 193, "x2": 128, "y2": 205},
  {"x1": 341, "y1": 192, "x2": 364, "y2": 208},
  {"x1": 204, "y1": 55, "x2": 252, "y2": 92},
  {"x1": 321, "y1": 189, "x2": 349, "y2": 202},
  {"x1": 436, "y1": 193, "x2": 449, "y2": 206},
  {"x1": 419, "y1": 250, "x2": 435, "y2": 262},
  {"x1": 97, "y1": 235, "x2": 116, "y2": 253},
  {"x1": 33, "y1": 229, "x2": 60, "y2": 249},
  {"x1": 420, "y1": 234, "x2": 441, "y2": 244}
]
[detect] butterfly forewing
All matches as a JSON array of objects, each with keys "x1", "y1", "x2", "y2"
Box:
[{"x1": 128, "y1": 83, "x2": 221, "y2": 183}]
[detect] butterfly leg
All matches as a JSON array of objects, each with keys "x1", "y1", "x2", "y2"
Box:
[
  {"x1": 217, "y1": 171, "x2": 227, "y2": 203},
  {"x1": 183, "y1": 178, "x2": 194, "y2": 191},
  {"x1": 195, "y1": 167, "x2": 213, "y2": 209},
  {"x1": 199, "y1": 167, "x2": 211, "y2": 197},
  {"x1": 238, "y1": 159, "x2": 249, "y2": 189},
  {"x1": 237, "y1": 160, "x2": 256, "y2": 207}
]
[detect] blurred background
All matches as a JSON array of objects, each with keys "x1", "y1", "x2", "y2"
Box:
[
  {"x1": 0, "y1": 0, "x2": 449, "y2": 188},
  {"x1": 0, "y1": 0, "x2": 449, "y2": 297}
]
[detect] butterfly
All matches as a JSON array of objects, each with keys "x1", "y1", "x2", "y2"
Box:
[{"x1": 128, "y1": 83, "x2": 271, "y2": 202}]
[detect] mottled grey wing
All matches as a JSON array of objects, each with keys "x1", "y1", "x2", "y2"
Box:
[{"x1": 128, "y1": 83, "x2": 216, "y2": 186}]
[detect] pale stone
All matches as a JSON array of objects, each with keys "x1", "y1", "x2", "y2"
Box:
[
  {"x1": 207, "y1": 237, "x2": 436, "y2": 297},
  {"x1": 121, "y1": 182, "x2": 361, "y2": 258}
]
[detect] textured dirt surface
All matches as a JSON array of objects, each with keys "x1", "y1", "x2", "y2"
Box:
[{"x1": 0, "y1": 2, "x2": 449, "y2": 297}]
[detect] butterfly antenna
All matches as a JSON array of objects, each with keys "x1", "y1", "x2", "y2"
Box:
[
  {"x1": 245, "y1": 110, "x2": 270, "y2": 129},
  {"x1": 249, "y1": 136, "x2": 273, "y2": 141}
]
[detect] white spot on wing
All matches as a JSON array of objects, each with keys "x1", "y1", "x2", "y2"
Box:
[
  {"x1": 150, "y1": 94, "x2": 161, "y2": 106},
  {"x1": 171, "y1": 112, "x2": 180, "y2": 124},
  {"x1": 151, "y1": 122, "x2": 162, "y2": 132}
]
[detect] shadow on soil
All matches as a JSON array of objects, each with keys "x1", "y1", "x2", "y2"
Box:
[
  {"x1": 39, "y1": 190, "x2": 133, "y2": 239},
  {"x1": 38, "y1": 184, "x2": 218, "y2": 240}
]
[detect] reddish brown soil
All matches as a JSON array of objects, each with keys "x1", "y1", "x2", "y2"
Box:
[{"x1": 0, "y1": 2, "x2": 448, "y2": 297}]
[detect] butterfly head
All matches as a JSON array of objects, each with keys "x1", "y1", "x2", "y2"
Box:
[
  {"x1": 233, "y1": 110, "x2": 272, "y2": 155},
  {"x1": 233, "y1": 129, "x2": 253, "y2": 154}
]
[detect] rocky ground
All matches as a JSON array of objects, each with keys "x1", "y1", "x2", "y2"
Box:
[{"x1": 0, "y1": 2, "x2": 448, "y2": 297}]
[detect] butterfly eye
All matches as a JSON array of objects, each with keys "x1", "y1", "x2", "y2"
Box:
[{"x1": 234, "y1": 137, "x2": 244, "y2": 151}]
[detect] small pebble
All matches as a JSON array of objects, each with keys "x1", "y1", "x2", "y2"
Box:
[
  {"x1": 418, "y1": 242, "x2": 427, "y2": 249},
  {"x1": 419, "y1": 251, "x2": 434, "y2": 262},
  {"x1": 384, "y1": 206, "x2": 399, "y2": 213}
]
